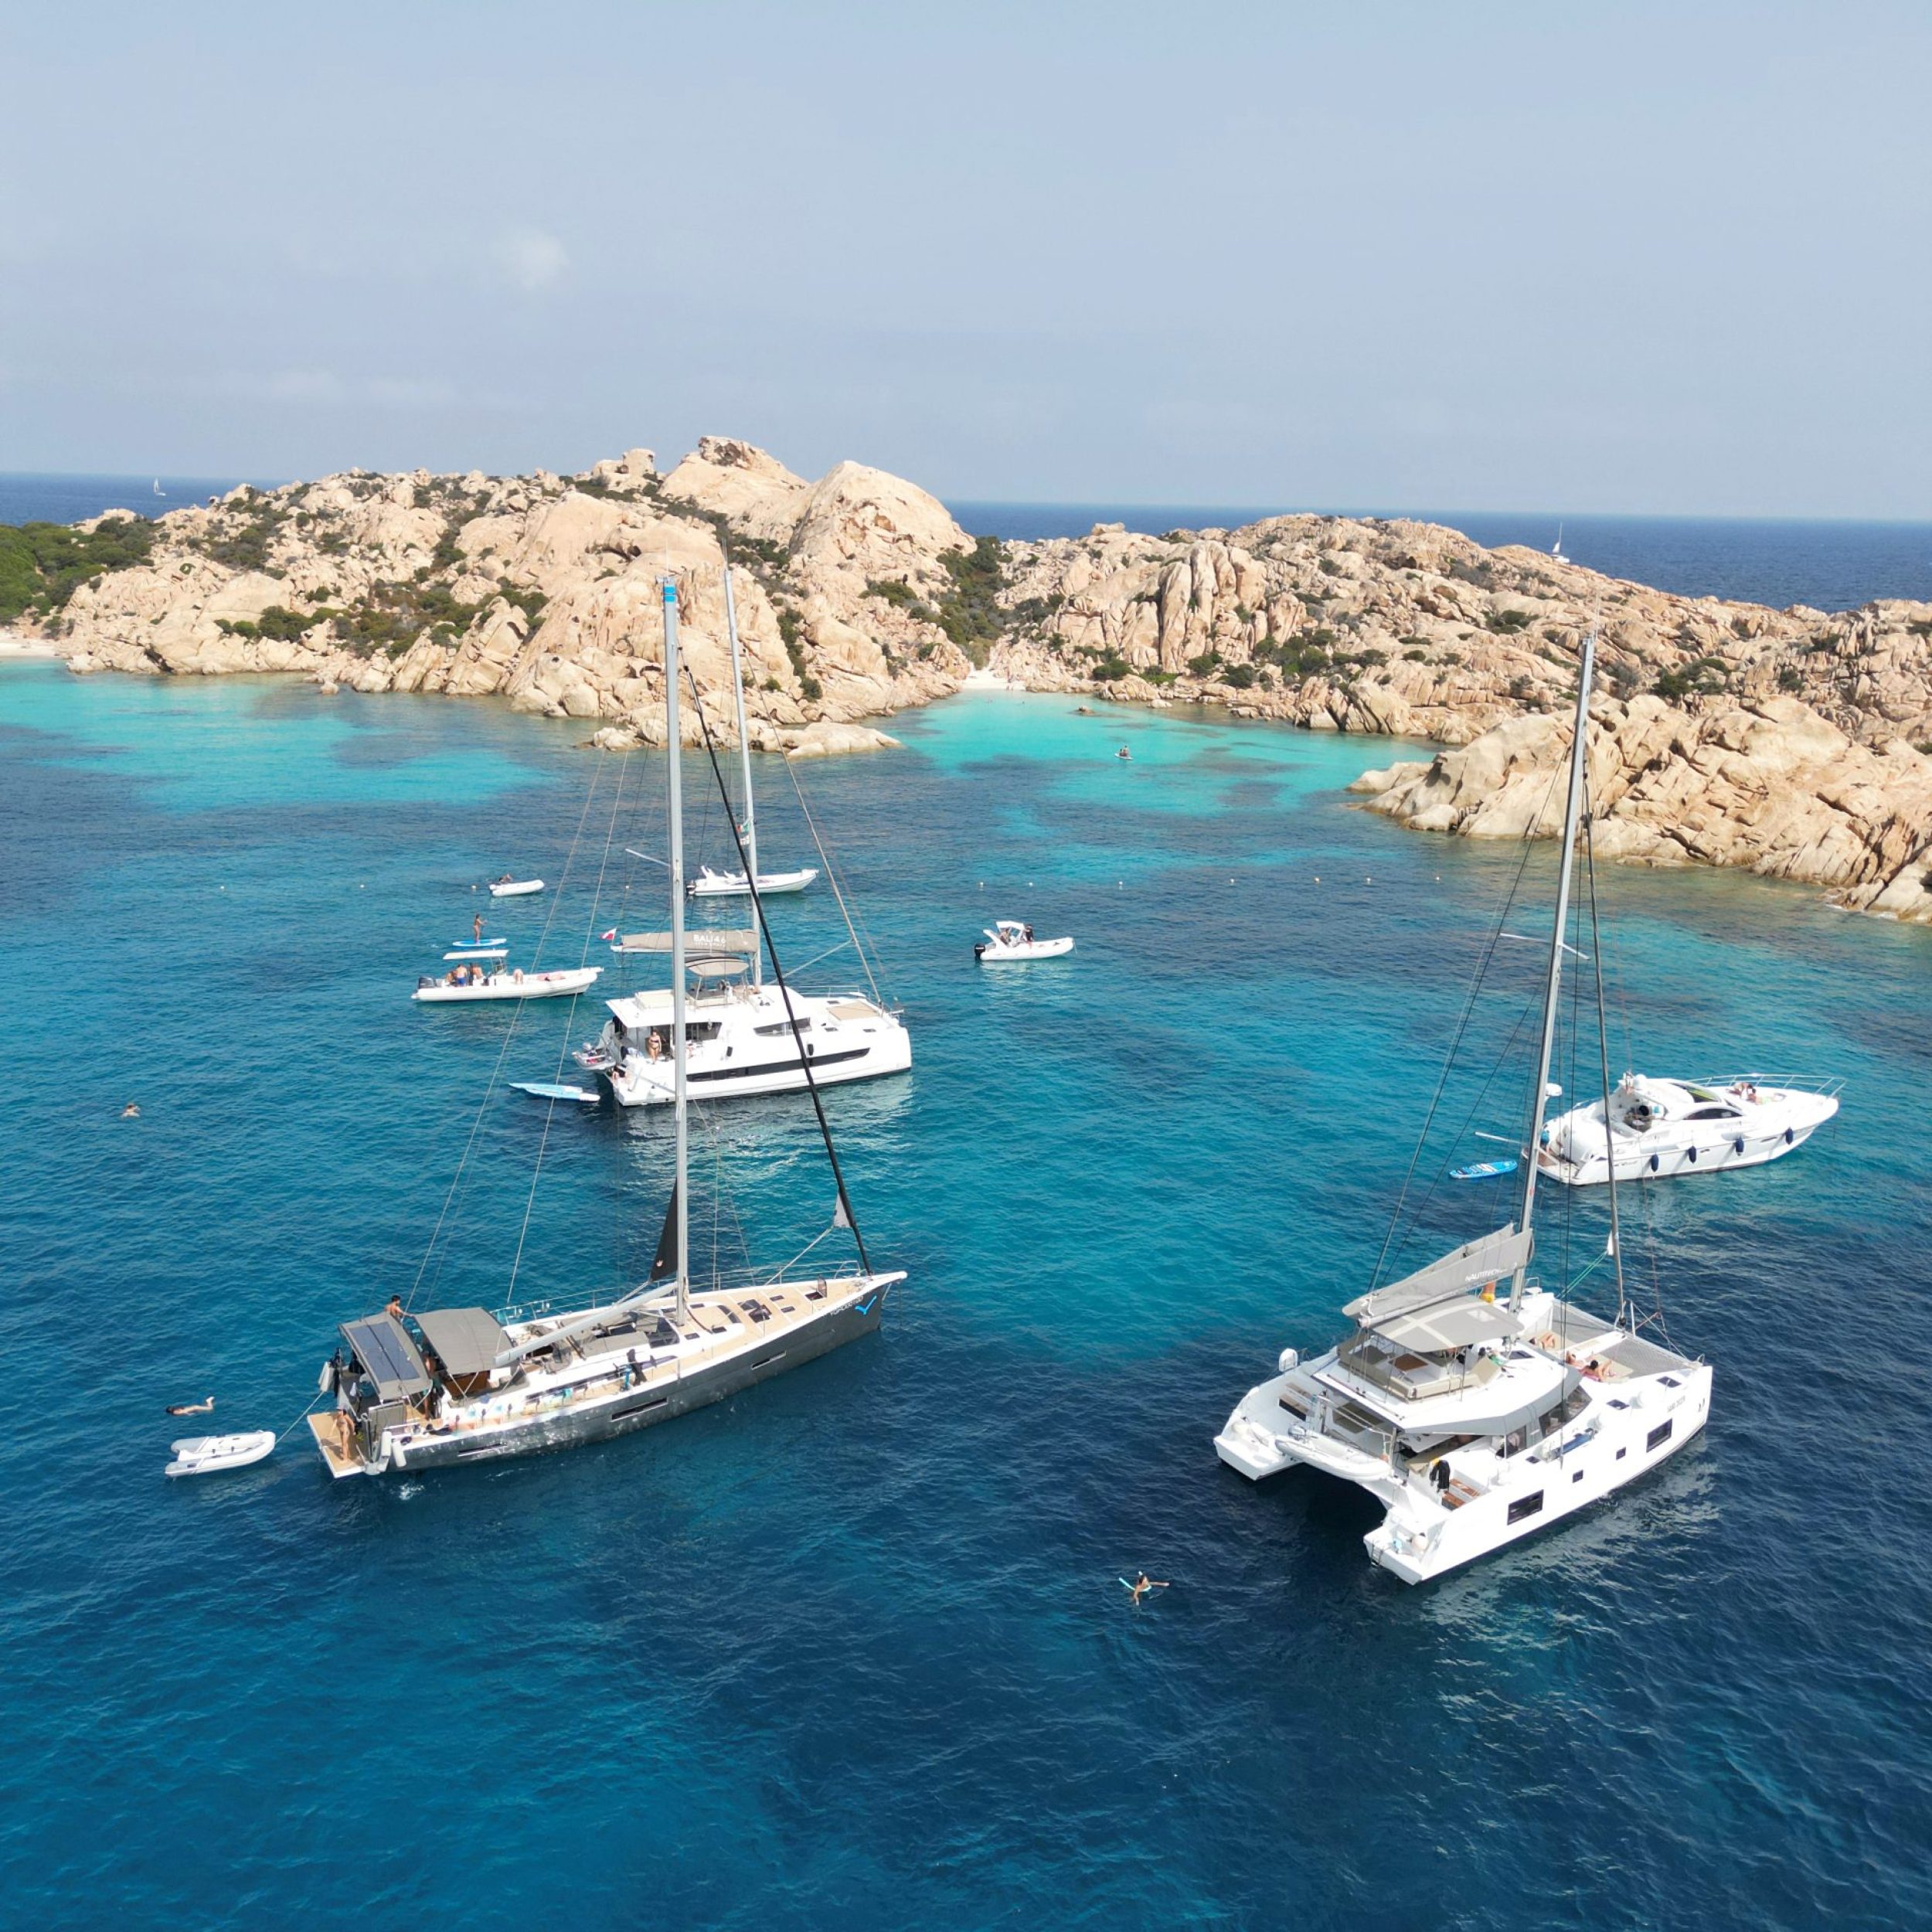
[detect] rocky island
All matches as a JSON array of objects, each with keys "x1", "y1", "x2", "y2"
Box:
[{"x1": 8, "y1": 436, "x2": 1932, "y2": 923}]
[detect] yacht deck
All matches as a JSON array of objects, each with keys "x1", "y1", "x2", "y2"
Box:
[{"x1": 310, "y1": 1275, "x2": 871, "y2": 1476}]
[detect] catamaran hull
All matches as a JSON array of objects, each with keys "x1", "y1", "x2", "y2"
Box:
[
  {"x1": 313, "y1": 1293, "x2": 886, "y2": 1478},
  {"x1": 1216, "y1": 1361, "x2": 1713, "y2": 1584}
]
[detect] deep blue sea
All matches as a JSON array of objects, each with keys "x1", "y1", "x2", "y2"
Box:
[
  {"x1": 4, "y1": 654, "x2": 1930, "y2": 1928},
  {"x1": 951, "y1": 502, "x2": 1932, "y2": 614}
]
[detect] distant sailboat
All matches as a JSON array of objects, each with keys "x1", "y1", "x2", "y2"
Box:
[
  {"x1": 152, "y1": 479, "x2": 165, "y2": 498},
  {"x1": 1551, "y1": 525, "x2": 1568, "y2": 564}
]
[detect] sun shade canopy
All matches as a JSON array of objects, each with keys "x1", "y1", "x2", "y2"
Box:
[
  {"x1": 1372, "y1": 1298, "x2": 1521, "y2": 1353},
  {"x1": 413, "y1": 1308, "x2": 512, "y2": 1381}
]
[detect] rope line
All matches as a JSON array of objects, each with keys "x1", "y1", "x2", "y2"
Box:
[
  {"x1": 505, "y1": 752, "x2": 631, "y2": 1301},
  {"x1": 777, "y1": 745, "x2": 891, "y2": 1010},
  {"x1": 686, "y1": 666, "x2": 873, "y2": 1274},
  {"x1": 407, "y1": 749, "x2": 608, "y2": 1310}
]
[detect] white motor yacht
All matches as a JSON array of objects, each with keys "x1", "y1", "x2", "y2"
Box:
[
  {"x1": 311, "y1": 577, "x2": 903, "y2": 1479},
  {"x1": 1541, "y1": 1073, "x2": 1839, "y2": 1184},
  {"x1": 1215, "y1": 630, "x2": 1713, "y2": 1583}
]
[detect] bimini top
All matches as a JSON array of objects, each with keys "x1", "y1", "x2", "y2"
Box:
[
  {"x1": 413, "y1": 1307, "x2": 512, "y2": 1381},
  {"x1": 340, "y1": 1313, "x2": 430, "y2": 1403},
  {"x1": 1372, "y1": 1296, "x2": 1520, "y2": 1354}
]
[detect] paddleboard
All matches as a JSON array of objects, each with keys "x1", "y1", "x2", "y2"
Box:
[{"x1": 1451, "y1": 1157, "x2": 1519, "y2": 1181}]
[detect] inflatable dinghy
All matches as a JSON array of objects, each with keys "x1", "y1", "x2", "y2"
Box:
[{"x1": 165, "y1": 1431, "x2": 276, "y2": 1478}]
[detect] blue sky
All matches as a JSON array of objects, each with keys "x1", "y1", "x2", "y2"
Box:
[{"x1": 2, "y1": 2, "x2": 1927, "y2": 515}]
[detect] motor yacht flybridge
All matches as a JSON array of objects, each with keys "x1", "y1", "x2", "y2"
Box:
[
  {"x1": 310, "y1": 580, "x2": 903, "y2": 1479},
  {"x1": 1216, "y1": 631, "x2": 1713, "y2": 1583},
  {"x1": 577, "y1": 560, "x2": 910, "y2": 1107}
]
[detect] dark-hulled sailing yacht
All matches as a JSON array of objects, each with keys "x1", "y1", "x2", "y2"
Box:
[{"x1": 309, "y1": 580, "x2": 902, "y2": 1478}]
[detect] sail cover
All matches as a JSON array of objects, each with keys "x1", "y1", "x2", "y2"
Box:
[
  {"x1": 614, "y1": 930, "x2": 756, "y2": 954},
  {"x1": 648, "y1": 1183, "x2": 680, "y2": 1283},
  {"x1": 1343, "y1": 1223, "x2": 1532, "y2": 1322}
]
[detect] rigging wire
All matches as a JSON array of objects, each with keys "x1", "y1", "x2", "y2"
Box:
[
  {"x1": 775, "y1": 749, "x2": 891, "y2": 1009},
  {"x1": 502, "y1": 751, "x2": 631, "y2": 1302},
  {"x1": 407, "y1": 749, "x2": 609, "y2": 1310},
  {"x1": 1369, "y1": 755, "x2": 1568, "y2": 1289},
  {"x1": 1584, "y1": 803, "x2": 1670, "y2": 1342},
  {"x1": 685, "y1": 665, "x2": 874, "y2": 1274}
]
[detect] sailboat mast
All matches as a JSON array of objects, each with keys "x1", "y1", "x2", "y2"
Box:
[
  {"x1": 662, "y1": 580, "x2": 692, "y2": 1323},
  {"x1": 1512, "y1": 628, "x2": 1597, "y2": 1304},
  {"x1": 721, "y1": 560, "x2": 762, "y2": 989}
]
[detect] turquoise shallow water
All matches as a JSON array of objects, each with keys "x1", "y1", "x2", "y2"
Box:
[{"x1": 3, "y1": 665, "x2": 1930, "y2": 1928}]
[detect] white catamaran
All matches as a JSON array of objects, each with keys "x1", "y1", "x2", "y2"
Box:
[
  {"x1": 1215, "y1": 631, "x2": 1713, "y2": 1583},
  {"x1": 577, "y1": 560, "x2": 909, "y2": 1107},
  {"x1": 311, "y1": 580, "x2": 903, "y2": 1479}
]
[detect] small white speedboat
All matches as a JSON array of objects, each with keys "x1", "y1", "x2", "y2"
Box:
[
  {"x1": 689, "y1": 864, "x2": 818, "y2": 898},
  {"x1": 165, "y1": 1431, "x2": 276, "y2": 1478},
  {"x1": 975, "y1": 920, "x2": 1074, "y2": 963},
  {"x1": 414, "y1": 948, "x2": 603, "y2": 1003},
  {"x1": 488, "y1": 876, "x2": 545, "y2": 898},
  {"x1": 1540, "y1": 1073, "x2": 1841, "y2": 1185}
]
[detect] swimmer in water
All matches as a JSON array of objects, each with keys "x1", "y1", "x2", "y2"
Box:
[
  {"x1": 121, "y1": 1103, "x2": 140, "y2": 1118},
  {"x1": 1123, "y1": 1573, "x2": 1168, "y2": 1606},
  {"x1": 165, "y1": 1396, "x2": 215, "y2": 1417}
]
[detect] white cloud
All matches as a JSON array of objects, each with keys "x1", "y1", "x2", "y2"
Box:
[{"x1": 496, "y1": 227, "x2": 570, "y2": 293}]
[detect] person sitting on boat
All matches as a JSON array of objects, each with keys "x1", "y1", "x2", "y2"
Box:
[
  {"x1": 1022, "y1": 924, "x2": 1035, "y2": 943},
  {"x1": 385, "y1": 1294, "x2": 405, "y2": 1322}
]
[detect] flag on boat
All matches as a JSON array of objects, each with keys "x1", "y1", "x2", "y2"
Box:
[{"x1": 599, "y1": 928, "x2": 617, "y2": 941}]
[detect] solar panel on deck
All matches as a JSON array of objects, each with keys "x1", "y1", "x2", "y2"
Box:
[{"x1": 340, "y1": 1314, "x2": 430, "y2": 1401}]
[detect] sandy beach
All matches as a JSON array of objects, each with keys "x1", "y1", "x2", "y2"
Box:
[{"x1": 0, "y1": 630, "x2": 62, "y2": 659}]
